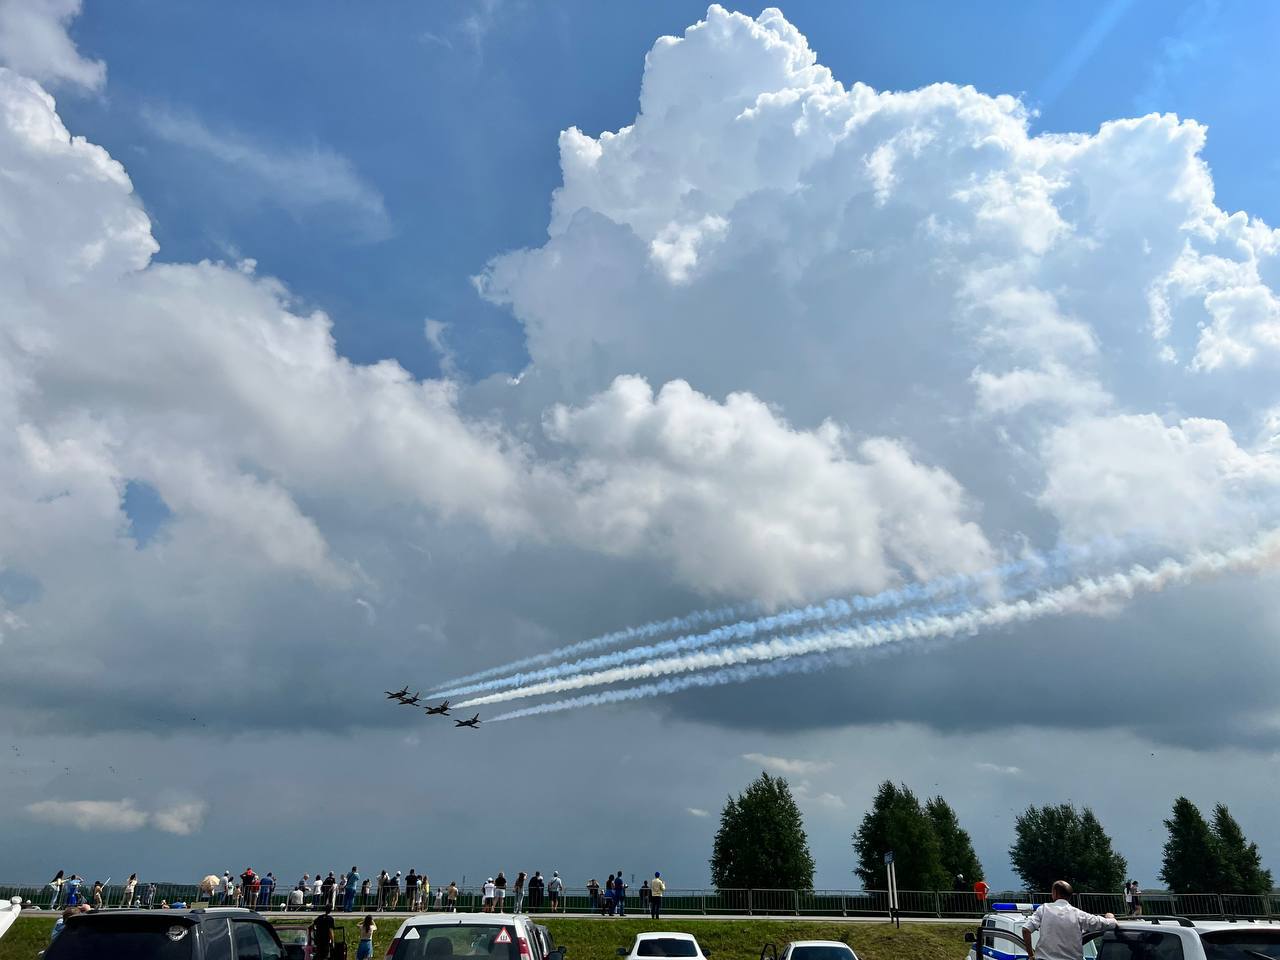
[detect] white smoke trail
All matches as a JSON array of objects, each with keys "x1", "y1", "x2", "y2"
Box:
[
  {"x1": 468, "y1": 532, "x2": 1280, "y2": 715},
  {"x1": 427, "y1": 553, "x2": 1067, "y2": 695},
  {"x1": 434, "y1": 541, "x2": 1112, "y2": 700}
]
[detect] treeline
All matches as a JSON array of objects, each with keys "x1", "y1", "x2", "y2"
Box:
[{"x1": 709, "y1": 773, "x2": 1272, "y2": 895}]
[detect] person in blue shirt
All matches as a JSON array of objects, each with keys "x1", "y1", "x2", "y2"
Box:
[
  {"x1": 344, "y1": 868, "x2": 360, "y2": 913},
  {"x1": 65, "y1": 875, "x2": 83, "y2": 906},
  {"x1": 259, "y1": 873, "x2": 276, "y2": 909}
]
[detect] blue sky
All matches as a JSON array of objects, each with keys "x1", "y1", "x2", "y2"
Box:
[
  {"x1": 60, "y1": 0, "x2": 1279, "y2": 382},
  {"x1": 7, "y1": 0, "x2": 1280, "y2": 891}
]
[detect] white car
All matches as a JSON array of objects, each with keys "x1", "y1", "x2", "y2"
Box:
[
  {"x1": 384, "y1": 913, "x2": 552, "y2": 960},
  {"x1": 965, "y1": 904, "x2": 1280, "y2": 960},
  {"x1": 618, "y1": 933, "x2": 711, "y2": 960},
  {"x1": 0, "y1": 897, "x2": 20, "y2": 943},
  {"x1": 762, "y1": 941, "x2": 859, "y2": 960}
]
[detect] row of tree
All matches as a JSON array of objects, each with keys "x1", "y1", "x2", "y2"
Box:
[{"x1": 709, "y1": 773, "x2": 1273, "y2": 895}]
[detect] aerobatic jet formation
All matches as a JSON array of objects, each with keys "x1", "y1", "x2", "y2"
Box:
[
  {"x1": 397, "y1": 692, "x2": 422, "y2": 706},
  {"x1": 454, "y1": 714, "x2": 481, "y2": 729},
  {"x1": 424, "y1": 701, "x2": 451, "y2": 715}
]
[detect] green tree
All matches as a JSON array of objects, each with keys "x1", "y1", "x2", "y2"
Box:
[
  {"x1": 1010, "y1": 803, "x2": 1127, "y2": 893},
  {"x1": 1160, "y1": 797, "x2": 1227, "y2": 893},
  {"x1": 1211, "y1": 803, "x2": 1271, "y2": 895},
  {"x1": 926, "y1": 795, "x2": 984, "y2": 889},
  {"x1": 710, "y1": 771, "x2": 815, "y2": 890},
  {"x1": 853, "y1": 781, "x2": 949, "y2": 890}
]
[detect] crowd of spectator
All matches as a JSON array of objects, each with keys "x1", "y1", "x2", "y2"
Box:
[{"x1": 38, "y1": 865, "x2": 668, "y2": 917}]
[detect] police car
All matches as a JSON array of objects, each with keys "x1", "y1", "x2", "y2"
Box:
[{"x1": 964, "y1": 902, "x2": 1280, "y2": 960}]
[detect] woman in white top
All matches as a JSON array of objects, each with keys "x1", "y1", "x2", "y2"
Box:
[{"x1": 123, "y1": 874, "x2": 137, "y2": 907}]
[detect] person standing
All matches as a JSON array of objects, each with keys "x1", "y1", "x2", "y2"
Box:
[
  {"x1": 313, "y1": 875, "x2": 324, "y2": 909},
  {"x1": 603, "y1": 876, "x2": 615, "y2": 917},
  {"x1": 421, "y1": 874, "x2": 431, "y2": 912},
  {"x1": 344, "y1": 868, "x2": 360, "y2": 913},
  {"x1": 1022, "y1": 881, "x2": 1117, "y2": 960},
  {"x1": 65, "y1": 875, "x2": 82, "y2": 907},
  {"x1": 361, "y1": 878, "x2": 372, "y2": 909},
  {"x1": 528, "y1": 873, "x2": 543, "y2": 912},
  {"x1": 1130, "y1": 881, "x2": 1143, "y2": 918},
  {"x1": 587, "y1": 878, "x2": 599, "y2": 913},
  {"x1": 143, "y1": 882, "x2": 156, "y2": 909},
  {"x1": 650, "y1": 873, "x2": 665, "y2": 920},
  {"x1": 261, "y1": 873, "x2": 276, "y2": 909},
  {"x1": 612, "y1": 874, "x2": 626, "y2": 917},
  {"x1": 123, "y1": 874, "x2": 138, "y2": 908},
  {"x1": 241, "y1": 869, "x2": 257, "y2": 909},
  {"x1": 356, "y1": 915, "x2": 377, "y2": 960},
  {"x1": 548, "y1": 872, "x2": 563, "y2": 913},
  {"x1": 406, "y1": 869, "x2": 419, "y2": 911},
  {"x1": 91, "y1": 880, "x2": 103, "y2": 909},
  {"x1": 494, "y1": 872, "x2": 507, "y2": 912},
  {"x1": 639, "y1": 881, "x2": 650, "y2": 911},
  {"x1": 483, "y1": 877, "x2": 496, "y2": 912},
  {"x1": 48, "y1": 871, "x2": 65, "y2": 910},
  {"x1": 513, "y1": 872, "x2": 526, "y2": 913},
  {"x1": 389, "y1": 872, "x2": 402, "y2": 911},
  {"x1": 312, "y1": 904, "x2": 336, "y2": 960},
  {"x1": 447, "y1": 881, "x2": 459, "y2": 912}
]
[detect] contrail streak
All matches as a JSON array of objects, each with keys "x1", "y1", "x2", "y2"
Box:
[
  {"x1": 427, "y1": 553, "x2": 1070, "y2": 694},
  {"x1": 434, "y1": 541, "x2": 1112, "y2": 700},
  {"x1": 472, "y1": 532, "x2": 1280, "y2": 716}
]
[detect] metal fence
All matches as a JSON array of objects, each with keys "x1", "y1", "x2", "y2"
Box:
[{"x1": 6, "y1": 882, "x2": 1280, "y2": 919}]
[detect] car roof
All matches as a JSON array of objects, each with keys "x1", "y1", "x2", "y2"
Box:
[
  {"x1": 787, "y1": 942, "x2": 856, "y2": 949},
  {"x1": 636, "y1": 932, "x2": 698, "y2": 941},
  {"x1": 1190, "y1": 921, "x2": 1280, "y2": 932},
  {"x1": 400, "y1": 913, "x2": 530, "y2": 924},
  {"x1": 71, "y1": 908, "x2": 259, "y2": 922}
]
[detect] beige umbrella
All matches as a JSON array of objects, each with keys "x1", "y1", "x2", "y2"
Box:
[{"x1": 200, "y1": 875, "x2": 221, "y2": 897}]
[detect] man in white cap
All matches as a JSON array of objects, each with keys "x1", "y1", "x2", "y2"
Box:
[
  {"x1": 482, "y1": 877, "x2": 496, "y2": 913},
  {"x1": 548, "y1": 872, "x2": 563, "y2": 913}
]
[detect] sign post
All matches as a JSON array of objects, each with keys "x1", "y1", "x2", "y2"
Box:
[{"x1": 884, "y1": 852, "x2": 899, "y2": 928}]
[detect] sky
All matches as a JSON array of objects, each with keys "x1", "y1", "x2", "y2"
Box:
[{"x1": 2, "y1": 0, "x2": 1280, "y2": 893}]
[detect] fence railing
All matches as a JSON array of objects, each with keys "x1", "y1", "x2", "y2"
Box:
[{"x1": 6, "y1": 882, "x2": 1280, "y2": 919}]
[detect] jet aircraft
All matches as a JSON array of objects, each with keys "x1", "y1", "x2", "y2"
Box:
[
  {"x1": 384, "y1": 686, "x2": 409, "y2": 700},
  {"x1": 424, "y1": 701, "x2": 451, "y2": 716},
  {"x1": 454, "y1": 714, "x2": 481, "y2": 729},
  {"x1": 396, "y1": 692, "x2": 422, "y2": 706}
]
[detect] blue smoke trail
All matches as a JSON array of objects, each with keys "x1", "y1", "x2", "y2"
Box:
[
  {"x1": 446, "y1": 538, "x2": 1115, "y2": 706},
  {"x1": 434, "y1": 536, "x2": 1122, "y2": 700},
  {"x1": 482, "y1": 532, "x2": 1280, "y2": 720}
]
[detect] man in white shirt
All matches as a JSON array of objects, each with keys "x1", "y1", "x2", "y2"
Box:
[
  {"x1": 1023, "y1": 881, "x2": 1117, "y2": 960},
  {"x1": 483, "y1": 878, "x2": 496, "y2": 913}
]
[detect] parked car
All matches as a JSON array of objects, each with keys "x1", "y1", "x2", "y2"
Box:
[
  {"x1": 383, "y1": 912, "x2": 546, "y2": 960},
  {"x1": 273, "y1": 917, "x2": 349, "y2": 960},
  {"x1": 964, "y1": 903, "x2": 1280, "y2": 960},
  {"x1": 531, "y1": 923, "x2": 567, "y2": 960},
  {"x1": 618, "y1": 933, "x2": 711, "y2": 960},
  {"x1": 0, "y1": 897, "x2": 20, "y2": 943},
  {"x1": 761, "y1": 940, "x2": 859, "y2": 960},
  {"x1": 43, "y1": 907, "x2": 286, "y2": 960}
]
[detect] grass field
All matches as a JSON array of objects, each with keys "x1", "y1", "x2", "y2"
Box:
[{"x1": 0, "y1": 915, "x2": 970, "y2": 960}]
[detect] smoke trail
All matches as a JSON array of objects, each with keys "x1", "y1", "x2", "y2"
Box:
[
  {"x1": 434, "y1": 540, "x2": 1113, "y2": 700},
  {"x1": 426, "y1": 548, "x2": 1085, "y2": 695},
  {"x1": 471, "y1": 531, "x2": 1280, "y2": 715}
]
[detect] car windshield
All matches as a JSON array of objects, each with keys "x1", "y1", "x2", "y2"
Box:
[
  {"x1": 637, "y1": 938, "x2": 700, "y2": 957},
  {"x1": 44, "y1": 917, "x2": 197, "y2": 960},
  {"x1": 792, "y1": 947, "x2": 856, "y2": 960},
  {"x1": 394, "y1": 924, "x2": 521, "y2": 960},
  {"x1": 1201, "y1": 930, "x2": 1280, "y2": 960}
]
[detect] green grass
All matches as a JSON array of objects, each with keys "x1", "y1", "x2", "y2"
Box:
[{"x1": 1, "y1": 916, "x2": 970, "y2": 960}]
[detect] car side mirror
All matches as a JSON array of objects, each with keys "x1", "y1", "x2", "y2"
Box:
[
  {"x1": 617, "y1": 950, "x2": 627, "y2": 957},
  {"x1": 964, "y1": 933, "x2": 977, "y2": 943}
]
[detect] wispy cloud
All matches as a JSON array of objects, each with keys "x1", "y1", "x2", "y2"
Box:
[
  {"x1": 141, "y1": 107, "x2": 391, "y2": 242},
  {"x1": 687, "y1": 807, "x2": 711, "y2": 818},
  {"x1": 975, "y1": 762, "x2": 1022, "y2": 776},
  {"x1": 742, "y1": 752, "x2": 834, "y2": 776},
  {"x1": 26, "y1": 798, "x2": 208, "y2": 834}
]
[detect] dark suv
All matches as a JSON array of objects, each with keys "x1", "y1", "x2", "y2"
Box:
[{"x1": 44, "y1": 907, "x2": 286, "y2": 960}]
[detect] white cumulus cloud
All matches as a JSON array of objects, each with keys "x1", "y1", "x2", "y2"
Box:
[{"x1": 0, "y1": 0, "x2": 104, "y2": 91}]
